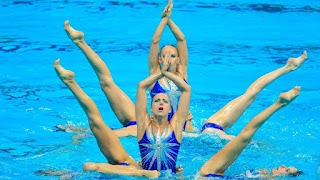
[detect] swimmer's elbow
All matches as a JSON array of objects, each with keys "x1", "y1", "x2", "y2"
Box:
[
  {"x1": 138, "y1": 82, "x2": 148, "y2": 90},
  {"x1": 151, "y1": 38, "x2": 160, "y2": 45},
  {"x1": 177, "y1": 35, "x2": 186, "y2": 42},
  {"x1": 182, "y1": 85, "x2": 191, "y2": 93}
]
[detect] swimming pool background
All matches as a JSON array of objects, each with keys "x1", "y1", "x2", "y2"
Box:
[{"x1": 0, "y1": 0, "x2": 319, "y2": 179}]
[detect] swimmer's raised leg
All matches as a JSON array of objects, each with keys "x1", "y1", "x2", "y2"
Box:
[
  {"x1": 203, "y1": 51, "x2": 307, "y2": 137},
  {"x1": 199, "y1": 86, "x2": 300, "y2": 177},
  {"x1": 54, "y1": 58, "x2": 137, "y2": 166},
  {"x1": 64, "y1": 21, "x2": 136, "y2": 126}
]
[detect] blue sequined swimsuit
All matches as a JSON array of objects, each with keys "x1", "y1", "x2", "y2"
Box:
[{"x1": 138, "y1": 124, "x2": 180, "y2": 173}]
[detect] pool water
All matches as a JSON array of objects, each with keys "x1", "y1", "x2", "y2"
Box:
[{"x1": 1, "y1": 0, "x2": 319, "y2": 179}]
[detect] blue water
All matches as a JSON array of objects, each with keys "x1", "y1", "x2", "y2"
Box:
[{"x1": 1, "y1": 0, "x2": 319, "y2": 179}]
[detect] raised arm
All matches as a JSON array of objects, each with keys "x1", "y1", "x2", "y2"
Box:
[
  {"x1": 148, "y1": 0, "x2": 173, "y2": 75},
  {"x1": 161, "y1": 55, "x2": 191, "y2": 137},
  {"x1": 136, "y1": 72, "x2": 163, "y2": 139},
  {"x1": 167, "y1": 19, "x2": 188, "y2": 80}
]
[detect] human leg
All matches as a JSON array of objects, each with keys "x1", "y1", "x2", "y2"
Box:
[
  {"x1": 83, "y1": 162, "x2": 160, "y2": 178},
  {"x1": 53, "y1": 59, "x2": 137, "y2": 166},
  {"x1": 64, "y1": 21, "x2": 135, "y2": 126},
  {"x1": 199, "y1": 86, "x2": 301, "y2": 176},
  {"x1": 202, "y1": 51, "x2": 307, "y2": 134}
]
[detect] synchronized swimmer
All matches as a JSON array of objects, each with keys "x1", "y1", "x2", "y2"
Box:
[{"x1": 43, "y1": 0, "x2": 308, "y2": 179}]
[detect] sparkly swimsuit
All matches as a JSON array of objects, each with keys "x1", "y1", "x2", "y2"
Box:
[{"x1": 138, "y1": 124, "x2": 180, "y2": 173}]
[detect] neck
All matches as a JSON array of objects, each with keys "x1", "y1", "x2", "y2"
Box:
[{"x1": 152, "y1": 115, "x2": 168, "y2": 129}]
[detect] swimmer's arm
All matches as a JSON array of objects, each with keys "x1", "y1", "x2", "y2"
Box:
[
  {"x1": 136, "y1": 73, "x2": 163, "y2": 137},
  {"x1": 167, "y1": 19, "x2": 188, "y2": 79},
  {"x1": 148, "y1": 2, "x2": 172, "y2": 75},
  {"x1": 162, "y1": 69, "x2": 191, "y2": 132}
]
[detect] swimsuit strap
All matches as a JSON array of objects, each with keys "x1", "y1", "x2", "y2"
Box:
[
  {"x1": 118, "y1": 162, "x2": 130, "y2": 166},
  {"x1": 205, "y1": 173, "x2": 224, "y2": 178}
]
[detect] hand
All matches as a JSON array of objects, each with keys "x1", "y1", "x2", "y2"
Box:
[
  {"x1": 160, "y1": 52, "x2": 171, "y2": 73},
  {"x1": 176, "y1": 165, "x2": 183, "y2": 174},
  {"x1": 187, "y1": 112, "x2": 193, "y2": 122},
  {"x1": 161, "y1": 0, "x2": 173, "y2": 18}
]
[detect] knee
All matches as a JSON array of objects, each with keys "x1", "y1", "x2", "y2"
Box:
[
  {"x1": 99, "y1": 77, "x2": 113, "y2": 89},
  {"x1": 243, "y1": 91, "x2": 258, "y2": 102},
  {"x1": 88, "y1": 120, "x2": 98, "y2": 132},
  {"x1": 199, "y1": 166, "x2": 209, "y2": 177},
  {"x1": 238, "y1": 129, "x2": 252, "y2": 144},
  {"x1": 249, "y1": 94, "x2": 257, "y2": 104},
  {"x1": 83, "y1": 162, "x2": 97, "y2": 171}
]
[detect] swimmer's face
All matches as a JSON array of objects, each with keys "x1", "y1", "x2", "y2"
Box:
[
  {"x1": 151, "y1": 93, "x2": 171, "y2": 116},
  {"x1": 159, "y1": 45, "x2": 179, "y2": 71},
  {"x1": 272, "y1": 165, "x2": 298, "y2": 176}
]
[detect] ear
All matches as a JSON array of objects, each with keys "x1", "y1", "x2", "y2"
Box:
[
  {"x1": 177, "y1": 56, "x2": 181, "y2": 63},
  {"x1": 158, "y1": 57, "x2": 162, "y2": 64},
  {"x1": 150, "y1": 105, "x2": 153, "y2": 113}
]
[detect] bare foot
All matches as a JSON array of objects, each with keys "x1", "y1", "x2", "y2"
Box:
[
  {"x1": 143, "y1": 170, "x2": 160, "y2": 179},
  {"x1": 278, "y1": 86, "x2": 301, "y2": 106},
  {"x1": 53, "y1": 58, "x2": 75, "y2": 84},
  {"x1": 286, "y1": 50, "x2": 307, "y2": 71},
  {"x1": 64, "y1": 20, "x2": 84, "y2": 44}
]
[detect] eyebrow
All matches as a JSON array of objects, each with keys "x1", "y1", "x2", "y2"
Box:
[{"x1": 154, "y1": 98, "x2": 168, "y2": 101}]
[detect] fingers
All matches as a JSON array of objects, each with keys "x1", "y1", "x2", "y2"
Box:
[
  {"x1": 168, "y1": 0, "x2": 173, "y2": 11},
  {"x1": 176, "y1": 165, "x2": 183, "y2": 174},
  {"x1": 160, "y1": 51, "x2": 173, "y2": 72},
  {"x1": 161, "y1": 0, "x2": 173, "y2": 18},
  {"x1": 163, "y1": 52, "x2": 171, "y2": 65},
  {"x1": 187, "y1": 113, "x2": 193, "y2": 121}
]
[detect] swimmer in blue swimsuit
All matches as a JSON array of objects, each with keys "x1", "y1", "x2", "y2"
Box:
[
  {"x1": 148, "y1": 0, "x2": 194, "y2": 132},
  {"x1": 53, "y1": 59, "x2": 160, "y2": 178},
  {"x1": 63, "y1": 0, "x2": 193, "y2": 137},
  {"x1": 199, "y1": 87, "x2": 303, "y2": 178},
  {"x1": 201, "y1": 51, "x2": 307, "y2": 140},
  {"x1": 136, "y1": 53, "x2": 191, "y2": 173}
]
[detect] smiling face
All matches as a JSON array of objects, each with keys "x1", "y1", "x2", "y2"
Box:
[
  {"x1": 151, "y1": 93, "x2": 171, "y2": 117},
  {"x1": 159, "y1": 45, "x2": 179, "y2": 72},
  {"x1": 272, "y1": 165, "x2": 299, "y2": 176}
]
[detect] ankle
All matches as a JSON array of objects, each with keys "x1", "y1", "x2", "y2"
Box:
[
  {"x1": 62, "y1": 78, "x2": 75, "y2": 85},
  {"x1": 74, "y1": 40, "x2": 85, "y2": 46}
]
